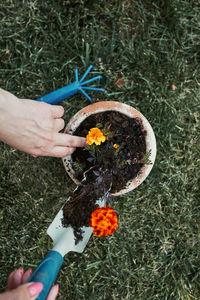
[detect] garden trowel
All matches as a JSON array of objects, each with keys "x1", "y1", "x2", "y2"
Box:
[
  {"x1": 27, "y1": 197, "x2": 105, "y2": 300},
  {"x1": 28, "y1": 65, "x2": 106, "y2": 299}
]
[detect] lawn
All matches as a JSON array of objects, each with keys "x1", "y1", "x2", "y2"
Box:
[{"x1": 0, "y1": 0, "x2": 199, "y2": 299}]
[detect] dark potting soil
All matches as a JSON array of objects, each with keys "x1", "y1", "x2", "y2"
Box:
[
  {"x1": 62, "y1": 184, "x2": 98, "y2": 242},
  {"x1": 62, "y1": 111, "x2": 147, "y2": 244},
  {"x1": 62, "y1": 169, "x2": 112, "y2": 243},
  {"x1": 72, "y1": 111, "x2": 147, "y2": 193}
]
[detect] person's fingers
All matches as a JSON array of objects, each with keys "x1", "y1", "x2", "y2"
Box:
[
  {"x1": 2, "y1": 282, "x2": 43, "y2": 300},
  {"x1": 46, "y1": 284, "x2": 59, "y2": 300},
  {"x1": 7, "y1": 268, "x2": 24, "y2": 290},
  {"x1": 53, "y1": 118, "x2": 65, "y2": 132},
  {"x1": 22, "y1": 269, "x2": 33, "y2": 284},
  {"x1": 51, "y1": 105, "x2": 64, "y2": 118},
  {"x1": 55, "y1": 133, "x2": 87, "y2": 148},
  {"x1": 12, "y1": 268, "x2": 24, "y2": 287},
  {"x1": 6, "y1": 270, "x2": 16, "y2": 290},
  {"x1": 49, "y1": 146, "x2": 76, "y2": 158}
]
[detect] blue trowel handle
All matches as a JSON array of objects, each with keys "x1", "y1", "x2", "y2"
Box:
[
  {"x1": 28, "y1": 250, "x2": 63, "y2": 300},
  {"x1": 36, "y1": 82, "x2": 79, "y2": 105}
]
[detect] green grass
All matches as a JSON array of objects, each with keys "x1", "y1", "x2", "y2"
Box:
[{"x1": 0, "y1": 0, "x2": 200, "y2": 299}]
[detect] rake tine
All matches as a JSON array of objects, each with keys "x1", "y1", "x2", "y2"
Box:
[
  {"x1": 79, "y1": 87, "x2": 92, "y2": 103},
  {"x1": 79, "y1": 65, "x2": 94, "y2": 83},
  {"x1": 82, "y1": 87, "x2": 107, "y2": 94},
  {"x1": 81, "y1": 75, "x2": 102, "y2": 86},
  {"x1": 75, "y1": 69, "x2": 79, "y2": 82}
]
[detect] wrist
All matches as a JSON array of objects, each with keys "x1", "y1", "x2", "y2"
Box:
[
  {"x1": 0, "y1": 88, "x2": 8, "y2": 109},
  {"x1": 0, "y1": 88, "x2": 20, "y2": 142},
  {"x1": 0, "y1": 88, "x2": 19, "y2": 108}
]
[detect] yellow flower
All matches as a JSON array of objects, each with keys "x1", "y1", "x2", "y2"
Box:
[
  {"x1": 113, "y1": 144, "x2": 119, "y2": 149},
  {"x1": 86, "y1": 128, "x2": 106, "y2": 146}
]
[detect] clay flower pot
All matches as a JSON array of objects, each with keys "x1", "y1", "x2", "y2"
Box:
[{"x1": 62, "y1": 101, "x2": 157, "y2": 196}]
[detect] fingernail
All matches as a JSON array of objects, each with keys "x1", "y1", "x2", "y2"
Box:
[
  {"x1": 56, "y1": 284, "x2": 59, "y2": 296},
  {"x1": 18, "y1": 267, "x2": 24, "y2": 276},
  {"x1": 31, "y1": 155, "x2": 37, "y2": 158},
  {"x1": 28, "y1": 282, "x2": 43, "y2": 297},
  {"x1": 84, "y1": 141, "x2": 89, "y2": 146},
  {"x1": 15, "y1": 268, "x2": 24, "y2": 284}
]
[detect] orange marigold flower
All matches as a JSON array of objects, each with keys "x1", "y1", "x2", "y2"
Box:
[
  {"x1": 89, "y1": 206, "x2": 118, "y2": 237},
  {"x1": 86, "y1": 128, "x2": 106, "y2": 146},
  {"x1": 113, "y1": 144, "x2": 119, "y2": 149}
]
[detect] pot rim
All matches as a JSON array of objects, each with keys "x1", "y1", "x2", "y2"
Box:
[{"x1": 62, "y1": 101, "x2": 157, "y2": 196}]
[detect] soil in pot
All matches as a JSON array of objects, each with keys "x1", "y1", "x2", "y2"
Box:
[{"x1": 62, "y1": 111, "x2": 147, "y2": 243}]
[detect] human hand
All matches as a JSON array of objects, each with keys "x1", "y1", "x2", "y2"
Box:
[
  {"x1": 0, "y1": 268, "x2": 58, "y2": 300},
  {"x1": 0, "y1": 88, "x2": 86, "y2": 157}
]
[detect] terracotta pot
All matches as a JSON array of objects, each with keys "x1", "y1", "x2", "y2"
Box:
[{"x1": 62, "y1": 101, "x2": 157, "y2": 196}]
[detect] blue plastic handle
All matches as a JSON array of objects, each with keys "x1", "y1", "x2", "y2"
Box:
[
  {"x1": 36, "y1": 82, "x2": 79, "y2": 105},
  {"x1": 28, "y1": 250, "x2": 63, "y2": 300}
]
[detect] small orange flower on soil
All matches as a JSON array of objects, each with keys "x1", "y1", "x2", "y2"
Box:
[
  {"x1": 113, "y1": 144, "x2": 119, "y2": 149},
  {"x1": 86, "y1": 128, "x2": 106, "y2": 146},
  {"x1": 89, "y1": 206, "x2": 118, "y2": 237}
]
